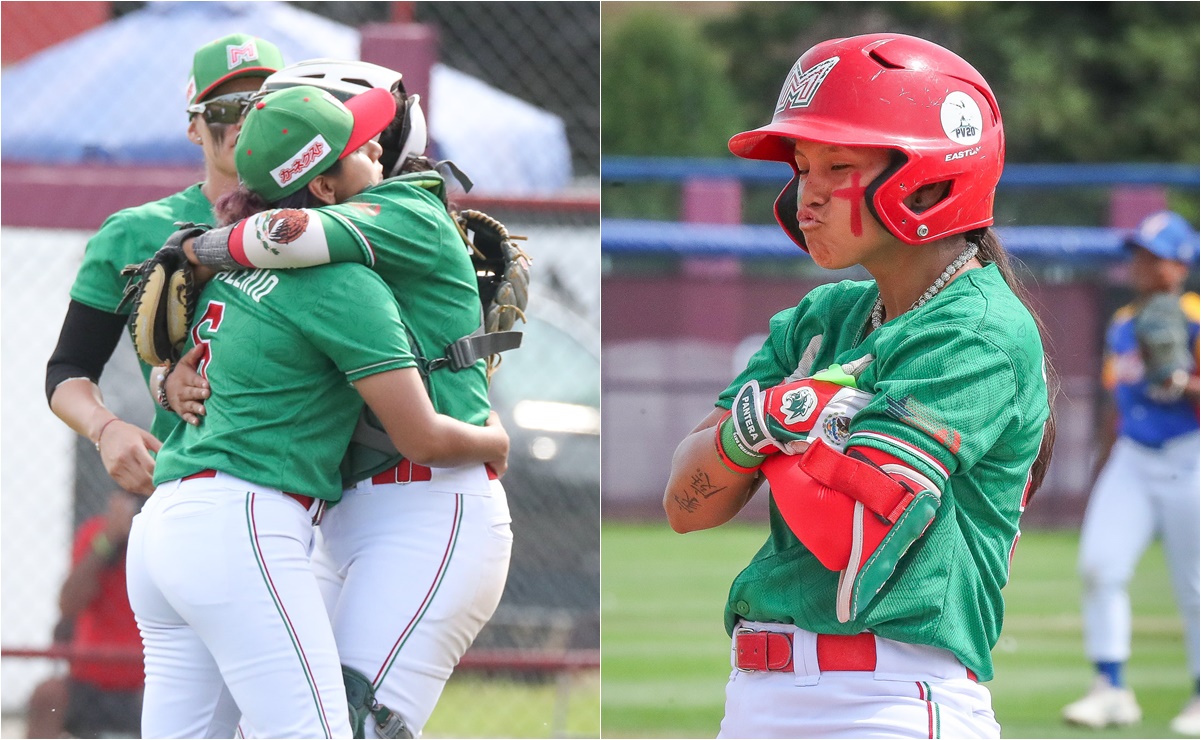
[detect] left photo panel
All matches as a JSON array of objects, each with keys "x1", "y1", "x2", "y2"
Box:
[{"x1": 0, "y1": 2, "x2": 600, "y2": 738}]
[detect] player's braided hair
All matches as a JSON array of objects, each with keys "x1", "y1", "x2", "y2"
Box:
[{"x1": 969, "y1": 226, "x2": 1058, "y2": 500}]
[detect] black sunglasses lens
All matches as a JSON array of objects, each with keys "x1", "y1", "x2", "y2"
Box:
[{"x1": 202, "y1": 94, "x2": 254, "y2": 125}]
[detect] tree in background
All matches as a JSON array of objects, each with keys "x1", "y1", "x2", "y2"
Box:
[
  {"x1": 704, "y1": 2, "x2": 1199, "y2": 164},
  {"x1": 602, "y1": 7, "x2": 748, "y2": 157}
]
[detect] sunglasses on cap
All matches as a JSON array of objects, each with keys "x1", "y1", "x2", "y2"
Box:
[{"x1": 187, "y1": 91, "x2": 257, "y2": 125}]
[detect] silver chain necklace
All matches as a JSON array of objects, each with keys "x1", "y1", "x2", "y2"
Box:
[{"x1": 870, "y1": 243, "x2": 979, "y2": 330}]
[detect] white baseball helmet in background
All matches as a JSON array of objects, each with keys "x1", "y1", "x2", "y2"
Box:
[{"x1": 260, "y1": 58, "x2": 429, "y2": 177}]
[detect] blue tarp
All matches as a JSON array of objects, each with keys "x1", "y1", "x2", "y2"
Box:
[{"x1": 1, "y1": 1, "x2": 572, "y2": 194}]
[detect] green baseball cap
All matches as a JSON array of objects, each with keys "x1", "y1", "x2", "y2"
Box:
[
  {"x1": 236, "y1": 85, "x2": 397, "y2": 202},
  {"x1": 187, "y1": 33, "x2": 285, "y2": 107}
]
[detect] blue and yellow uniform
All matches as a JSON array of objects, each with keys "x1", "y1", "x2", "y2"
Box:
[
  {"x1": 1102, "y1": 293, "x2": 1200, "y2": 446},
  {"x1": 1064, "y1": 210, "x2": 1200, "y2": 733}
]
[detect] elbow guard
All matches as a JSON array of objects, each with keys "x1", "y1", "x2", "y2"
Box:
[{"x1": 763, "y1": 440, "x2": 941, "y2": 623}]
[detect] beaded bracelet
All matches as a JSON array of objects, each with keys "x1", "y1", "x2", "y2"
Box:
[
  {"x1": 156, "y1": 363, "x2": 176, "y2": 412},
  {"x1": 94, "y1": 417, "x2": 120, "y2": 452}
]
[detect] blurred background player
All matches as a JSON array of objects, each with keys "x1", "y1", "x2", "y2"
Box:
[
  {"x1": 44, "y1": 33, "x2": 283, "y2": 495},
  {"x1": 1063, "y1": 210, "x2": 1200, "y2": 734},
  {"x1": 25, "y1": 490, "x2": 143, "y2": 739}
]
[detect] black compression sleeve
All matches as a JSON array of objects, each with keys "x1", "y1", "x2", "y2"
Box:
[{"x1": 45, "y1": 300, "x2": 128, "y2": 405}]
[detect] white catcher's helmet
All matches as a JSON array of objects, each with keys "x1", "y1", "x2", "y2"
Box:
[{"x1": 260, "y1": 58, "x2": 429, "y2": 176}]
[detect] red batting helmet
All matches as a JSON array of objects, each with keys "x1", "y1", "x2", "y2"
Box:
[{"x1": 729, "y1": 33, "x2": 1005, "y2": 248}]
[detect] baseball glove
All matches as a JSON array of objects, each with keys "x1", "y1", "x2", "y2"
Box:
[
  {"x1": 1135, "y1": 292, "x2": 1192, "y2": 398},
  {"x1": 455, "y1": 209, "x2": 531, "y2": 334},
  {"x1": 119, "y1": 223, "x2": 210, "y2": 367}
]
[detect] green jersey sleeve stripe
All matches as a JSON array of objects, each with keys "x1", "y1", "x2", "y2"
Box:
[
  {"x1": 345, "y1": 358, "x2": 416, "y2": 382},
  {"x1": 848, "y1": 430, "x2": 949, "y2": 483},
  {"x1": 320, "y1": 211, "x2": 376, "y2": 267}
]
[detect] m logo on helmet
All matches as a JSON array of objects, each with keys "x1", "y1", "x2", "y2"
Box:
[
  {"x1": 940, "y1": 91, "x2": 983, "y2": 145},
  {"x1": 227, "y1": 40, "x2": 259, "y2": 69},
  {"x1": 775, "y1": 57, "x2": 840, "y2": 114}
]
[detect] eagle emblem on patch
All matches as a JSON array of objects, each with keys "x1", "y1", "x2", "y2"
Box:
[
  {"x1": 779, "y1": 386, "x2": 819, "y2": 426},
  {"x1": 266, "y1": 209, "x2": 309, "y2": 245},
  {"x1": 822, "y1": 414, "x2": 852, "y2": 446}
]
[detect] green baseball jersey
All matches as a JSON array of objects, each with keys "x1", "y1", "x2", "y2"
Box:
[
  {"x1": 70, "y1": 184, "x2": 214, "y2": 441},
  {"x1": 224, "y1": 172, "x2": 490, "y2": 482},
  {"x1": 153, "y1": 263, "x2": 415, "y2": 500},
  {"x1": 716, "y1": 263, "x2": 1049, "y2": 681}
]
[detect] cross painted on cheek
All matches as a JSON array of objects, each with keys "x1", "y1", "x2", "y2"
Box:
[{"x1": 832, "y1": 173, "x2": 868, "y2": 237}]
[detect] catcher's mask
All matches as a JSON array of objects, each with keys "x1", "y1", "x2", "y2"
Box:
[
  {"x1": 728, "y1": 33, "x2": 1005, "y2": 249},
  {"x1": 260, "y1": 59, "x2": 428, "y2": 177}
]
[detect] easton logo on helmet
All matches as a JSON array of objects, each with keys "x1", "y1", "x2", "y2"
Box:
[
  {"x1": 775, "y1": 57, "x2": 839, "y2": 114},
  {"x1": 270, "y1": 136, "x2": 330, "y2": 188},
  {"x1": 940, "y1": 91, "x2": 983, "y2": 145},
  {"x1": 227, "y1": 40, "x2": 259, "y2": 69}
]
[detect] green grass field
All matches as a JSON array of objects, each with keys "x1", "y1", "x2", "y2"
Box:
[
  {"x1": 424, "y1": 671, "x2": 600, "y2": 738},
  {"x1": 601, "y1": 522, "x2": 1192, "y2": 738}
]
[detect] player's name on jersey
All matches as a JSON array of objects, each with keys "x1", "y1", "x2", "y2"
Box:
[{"x1": 215, "y1": 269, "x2": 279, "y2": 303}]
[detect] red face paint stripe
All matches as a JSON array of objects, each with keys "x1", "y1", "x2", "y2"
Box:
[
  {"x1": 372, "y1": 494, "x2": 464, "y2": 687},
  {"x1": 832, "y1": 172, "x2": 867, "y2": 237},
  {"x1": 246, "y1": 493, "x2": 334, "y2": 737}
]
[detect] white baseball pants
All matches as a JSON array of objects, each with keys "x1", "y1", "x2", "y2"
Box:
[
  {"x1": 1078, "y1": 431, "x2": 1200, "y2": 674},
  {"x1": 126, "y1": 473, "x2": 351, "y2": 738},
  {"x1": 718, "y1": 622, "x2": 1000, "y2": 739},
  {"x1": 317, "y1": 464, "x2": 513, "y2": 738}
]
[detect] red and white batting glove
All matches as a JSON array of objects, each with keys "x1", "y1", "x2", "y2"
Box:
[{"x1": 714, "y1": 364, "x2": 874, "y2": 474}]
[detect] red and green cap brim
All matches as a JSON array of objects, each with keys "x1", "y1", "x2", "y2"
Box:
[
  {"x1": 188, "y1": 33, "x2": 285, "y2": 107},
  {"x1": 236, "y1": 86, "x2": 396, "y2": 203}
]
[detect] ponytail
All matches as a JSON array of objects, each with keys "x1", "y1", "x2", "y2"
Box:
[
  {"x1": 215, "y1": 161, "x2": 347, "y2": 226},
  {"x1": 969, "y1": 227, "x2": 1058, "y2": 500},
  {"x1": 214, "y1": 186, "x2": 271, "y2": 226}
]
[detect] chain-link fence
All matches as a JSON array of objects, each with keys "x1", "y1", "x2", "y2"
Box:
[{"x1": 1, "y1": 1, "x2": 599, "y2": 737}]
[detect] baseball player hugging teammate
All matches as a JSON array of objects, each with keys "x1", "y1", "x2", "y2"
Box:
[
  {"x1": 125, "y1": 78, "x2": 510, "y2": 739},
  {"x1": 1062, "y1": 210, "x2": 1200, "y2": 735},
  {"x1": 145, "y1": 61, "x2": 525, "y2": 738},
  {"x1": 664, "y1": 33, "x2": 1055, "y2": 739},
  {"x1": 45, "y1": 33, "x2": 284, "y2": 495}
]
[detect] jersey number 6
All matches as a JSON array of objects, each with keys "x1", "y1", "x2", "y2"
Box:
[{"x1": 190, "y1": 301, "x2": 226, "y2": 380}]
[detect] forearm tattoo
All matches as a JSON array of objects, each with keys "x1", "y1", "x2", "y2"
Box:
[{"x1": 673, "y1": 468, "x2": 728, "y2": 512}]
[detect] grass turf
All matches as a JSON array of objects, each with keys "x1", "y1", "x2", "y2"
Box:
[
  {"x1": 600, "y1": 521, "x2": 1192, "y2": 738},
  {"x1": 424, "y1": 671, "x2": 600, "y2": 738}
]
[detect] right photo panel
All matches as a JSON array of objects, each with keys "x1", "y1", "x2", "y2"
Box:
[{"x1": 600, "y1": 3, "x2": 1200, "y2": 739}]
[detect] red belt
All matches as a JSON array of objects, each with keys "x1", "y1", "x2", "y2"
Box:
[
  {"x1": 370, "y1": 460, "x2": 498, "y2": 486},
  {"x1": 180, "y1": 469, "x2": 319, "y2": 518},
  {"x1": 733, "y1": 630, "x2": 977, "y2": 681}
]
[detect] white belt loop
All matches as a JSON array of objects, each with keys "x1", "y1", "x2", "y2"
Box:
[{"x1": 790, "y1": 628, "x2": 820, "y2": 687}]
